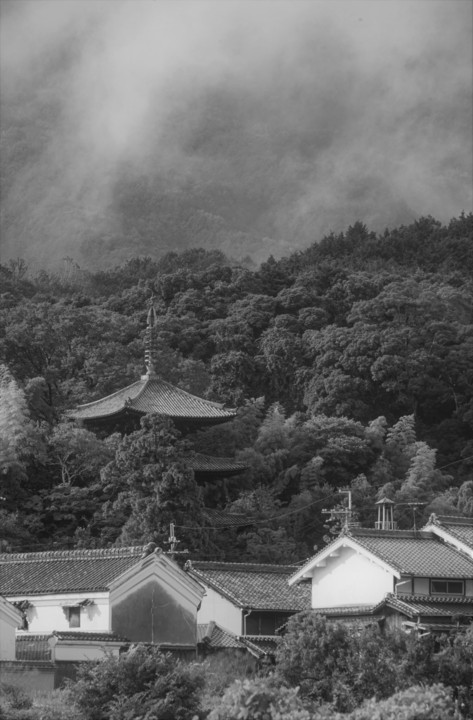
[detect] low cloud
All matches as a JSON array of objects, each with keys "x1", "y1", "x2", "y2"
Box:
[{"x1": 1, "y1": 0, "x2": 471, "y2": 267}]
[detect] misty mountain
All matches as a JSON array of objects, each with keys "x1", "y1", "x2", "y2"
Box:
[{"x1": 0, "y1": 1, "x2": 471, "y2": 269}]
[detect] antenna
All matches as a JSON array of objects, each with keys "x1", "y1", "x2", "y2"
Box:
[
  {"x1": 406, "y1": 502, "x2": 425, "y2": 532},
  {"x1": 164, "y1": 522, "x2": 189, "y2": 560},
  {"x1": 322, "y1": 488, "x2": 353, "y2": 531}
]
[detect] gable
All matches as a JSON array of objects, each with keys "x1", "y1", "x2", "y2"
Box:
[
  {"x1": 312, "y1": 545, "x2": 395, "y2": 608},
  {"x1": 110, "y1": 551, "x2": 204, "y2": 645},
  {"x1": 289, "y1": 529, "x2": 473, "y2": 586}
]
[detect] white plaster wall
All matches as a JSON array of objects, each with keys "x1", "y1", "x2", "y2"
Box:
[
  {"x1": 312, "y1": 546, "x2": 394, "y2": 608},
  {"x1": 0, "y1": 617, "x2": 17, "y2": 660},
  {"x1": 197, "y1": 585, "x2": 242, "y2": 635},
  {"x1": 7, "y1": 594, "x2": 109, "y2": 633}
]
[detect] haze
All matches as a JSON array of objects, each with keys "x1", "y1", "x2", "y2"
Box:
[{"x1": 1, "y1": 0, "x2": 472, "y2": 268}]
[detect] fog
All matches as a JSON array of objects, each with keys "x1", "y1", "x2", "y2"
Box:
[{"x1": 1, "y1": 0, "x2": 472, "y2": 267}]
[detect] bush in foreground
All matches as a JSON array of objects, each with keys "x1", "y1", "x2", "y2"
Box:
[
  {"x1": 207, "y1": 676, "x2": 312, "y2": 720},
  {"x1": 66, "y1": 645, "x2": 204, "y2": 720}
]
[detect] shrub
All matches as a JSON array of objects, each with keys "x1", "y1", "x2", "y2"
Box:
[
  {"x1": 275, "y1": 613, "x2": 402, "y2": 711},
  {"x1": 0, "y1": 685, "x2": 32, "y2": 711},
  {"x1": 207, "y1": 676, "x2": 312, "y2": 720},
  {"x1": 340, "y1": 683, "x2": 456, "y2": 720},
  {"x1": 65, "y1": 645, "x2": 204, "y2": 720},
  {"x1": 198, "y1": 652, "x2": 258, "y2": 712}
]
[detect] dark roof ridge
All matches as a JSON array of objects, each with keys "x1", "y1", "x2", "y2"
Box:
[
  {"x1": 0, "y1": 546, "x2": 145, "y2": 562},
  {"x1": 389, "y1": 593, "x2": 473, "y2": 605},
  {"x1": 351, "y1": 528, "x2": 434, "y2": 540},
  {"x1": 188, "y1": 561, "x2": 300, "y2": 574},
  {"x1": 429, "y1": 514, "x2": 473, "y2": 526}
]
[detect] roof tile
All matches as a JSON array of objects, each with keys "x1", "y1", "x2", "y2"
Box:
[
  {"x1": 69, "y1": 377, "x2": 236, "y2": 422},
  {"x1": 188, "y1": 561, "x2": 311, "y2": 612},
  {"x1": 349, "y1": 528, "x2": 473, "y2": 577},
  {"x1": 0, "y1": 546, "x2": 145, "y2": 595}
]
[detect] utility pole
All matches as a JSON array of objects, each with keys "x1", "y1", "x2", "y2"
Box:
[
  {"x1": 166, "y1": 522, "x2": 180, "y2": 560},
  {"x1": 322, "y1": 488, "x2": 353, "y2": 531},
  {"x1": 164, "y1": 522, "x2": 189, "y2": 560}
]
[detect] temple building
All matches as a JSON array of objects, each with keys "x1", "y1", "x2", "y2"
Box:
[{"x1": 68, "y1": 301, "x2": 246, "y2": 485}]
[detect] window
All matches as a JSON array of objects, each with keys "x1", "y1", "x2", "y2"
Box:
[
  {"x1": 65, "y1": 606, "x2": 81, "y2": 628},
  {"x1": 430, "y1": 579, "x2": 464, "y2": 595}
]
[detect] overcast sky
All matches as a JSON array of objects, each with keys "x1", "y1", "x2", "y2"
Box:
[{"x1": 1, "y1": 0, "x2": 472, "y2": 266}]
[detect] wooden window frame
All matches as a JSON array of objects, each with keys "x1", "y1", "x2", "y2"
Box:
[{"x1": 429, "y1": 579, "x2": 465, "y2": 596}]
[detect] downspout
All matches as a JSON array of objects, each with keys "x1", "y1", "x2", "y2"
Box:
[{"x1": 243, "y1": 609, "x2": 252, "y2": 636}]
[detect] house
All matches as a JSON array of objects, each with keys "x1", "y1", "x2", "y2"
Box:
[
  {"x1": 186, "y1": 561, "x2": 311, "y2": 657},
  {"x1": 0, "y1": 544, "x2": 204, "y2": 661},
  {"x1": 0, "y1": 596, "x2": 22, "y2": 660},
  {"x1": 288, "y1": 507, "x2": 473, "y2": 634}
]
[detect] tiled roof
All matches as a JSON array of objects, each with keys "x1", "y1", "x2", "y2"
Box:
[
  {"x1": 16, "y1": 635, "x2": 52, "y2": 661},
  {"x1": 382, "y1": 593, "x2": 473, "y2": 620},
  {"x1": 349, "y1": 528, "x2": 473, "y2": 577},
  {"x1": 312, "y1": 605, "x2": 378, "y2": 617},
  {"x1": 426, "y1": 515, "x2": 473, "y2": 551},
  {"x1": 241, "y1": 635, "x2": 280, "y2": 657},
  {"x1": 69, "y1": 376, "x2": 236, "y2": 422},
  {"x1": 197, "y1": 622, "x2": 243, "y2": 649},
  {"x1": 50, "y1": 630, "x2": 129, "y2": 642},
  {"x1": 203, "y1": 509, "x2": 254, "y2": 529},
  {"x1": 0, "y1": 546, "x2": 145, "y2": 595},
  {"x1": 190, "y1": 454, "x2": 247, "y2": 475},
  {"x1": 187, "y1": 561, "x2": 311, "y2": 612}
]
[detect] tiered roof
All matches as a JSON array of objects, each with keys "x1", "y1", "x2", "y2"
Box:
[
  {"x1": 69, "y1": 377, "x2": 236, "y2": 426},
  {"x1": 187, "y1": 561, "x2": 311, "y2": 612},
  {"x1": 68, "y1": 300, "x2": 236, "y2": 428}
]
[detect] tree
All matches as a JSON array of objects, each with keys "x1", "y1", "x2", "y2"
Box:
[
  {"x1": 276, "y1": 613, "x2": 403, "y2": 712},
  {"x1": 67, "y1": 645, "x2": 204, "y2": 720},
  {"x1": 48, "y1": 421, "x2": 114, "y2": 486},
  {"x1": 88, "y1": 415, "x2": 214, "y2": 554}
]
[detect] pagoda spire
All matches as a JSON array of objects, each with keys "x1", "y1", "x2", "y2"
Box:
[{"x1": 144, "y1": 297, "x2": 159, "y2": 377}]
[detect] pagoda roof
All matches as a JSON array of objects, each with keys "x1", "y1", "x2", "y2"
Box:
[
  {"x1": 189, "y1": 454, "x2": 247, "y2": 476},
  {"x1": 68, "y1": 375, "x2": 236, "y2": 425}
]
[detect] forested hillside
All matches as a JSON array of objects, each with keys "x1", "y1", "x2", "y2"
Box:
[{"x1": 1, "y1": 213, "x2": 472, "y2": 560}]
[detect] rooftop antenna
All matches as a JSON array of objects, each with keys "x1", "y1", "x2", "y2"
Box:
[
  {"x1": 406, "y1": 502, "x2": 424, "y2": 532},
  {"x1": 322, "y1": 488, "x2": 353, "y2": 531},
  {"x1": 164, "y1": 522, "x2": 189, "y2": 561}
]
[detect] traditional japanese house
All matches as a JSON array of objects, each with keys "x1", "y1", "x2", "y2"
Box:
[{"x1": 288, "y1": 505, "x2": 473, "y2": 635}]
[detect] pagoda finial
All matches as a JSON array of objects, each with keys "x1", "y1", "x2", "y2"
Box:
[{"x1": 144, "y1": 296, "x2": 158, "y2": 377}]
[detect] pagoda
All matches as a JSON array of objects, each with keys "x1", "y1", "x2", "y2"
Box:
[{"x1": 68, "y1": 301, "x2": 246, "y2": 483}]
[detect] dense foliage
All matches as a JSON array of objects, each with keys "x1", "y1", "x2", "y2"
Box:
[
  {"x1": 65, "y1": 646, "x2": 204, "y2": 720},
  {"x1": 276, "y1": 614, "x2": 473, "y2": 713},
  {"x1": 0, "y1": 214, "x2": 472, "y2": 556}
]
